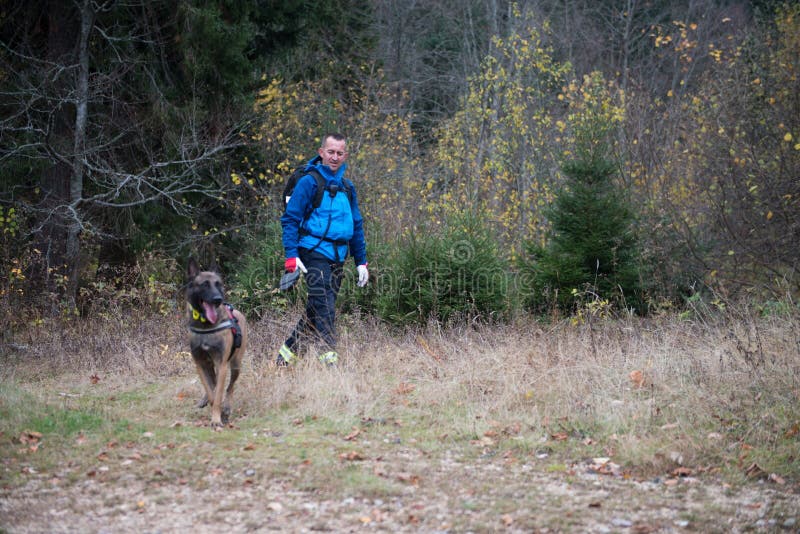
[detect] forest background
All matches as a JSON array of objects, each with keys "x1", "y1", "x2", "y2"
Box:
[{"x1": 1, "y1": 0, "x2": 798, "y2": 326}]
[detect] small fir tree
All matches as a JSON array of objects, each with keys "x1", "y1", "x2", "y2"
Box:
[{"x1": 525, "y1": 73, "x2": 645, "y2": 313}]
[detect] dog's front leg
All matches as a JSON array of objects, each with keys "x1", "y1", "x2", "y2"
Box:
[
  {"x1": 211, "y1": 359, "x2": 228, "y2": 428},
  {"x1": 222, "y1": 360, "x2": 240, "y2": 423},
  {"x1": 193, "y1": 357, "x2": 216, "y2": 412}
]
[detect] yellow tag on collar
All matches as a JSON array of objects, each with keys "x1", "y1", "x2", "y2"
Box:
[{"x1": 192, "y1": 308, "x2": 206, "y2": 322}]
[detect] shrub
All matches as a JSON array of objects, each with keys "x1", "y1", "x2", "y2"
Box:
[
  {"x1": 227, "y1": 221, "x2": 291, "y2": 319},
  {"x1": 376, "y1": 210, "x2": 511, "y2": 325}
]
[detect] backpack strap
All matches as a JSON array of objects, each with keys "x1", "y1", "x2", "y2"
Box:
[
  {"x1": 306, "y1": 169, "x2": 326, "y2": 210},
  {"x1": 299, "y1": 176, "x2": 355, "y2": 263}
]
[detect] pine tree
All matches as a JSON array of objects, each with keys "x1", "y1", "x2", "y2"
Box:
[
  {"x1": 531, "y1": 157, "x2": 643, "y2": 311},
  {"x1": 525, "y1": 73, "x2": 644, "y2": 313}
]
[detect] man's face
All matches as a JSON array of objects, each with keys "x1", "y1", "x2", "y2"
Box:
[{"x1": 318, "y1": 137, "x2": 347, "y2": 172}]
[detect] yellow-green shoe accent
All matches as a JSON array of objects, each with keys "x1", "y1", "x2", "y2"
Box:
[
  {"x1": 278, "y1": 343, "x2": 298, "y2": 366},
  {"x1": 318, "y1": 351, "x2": 338, "y2": 366}
]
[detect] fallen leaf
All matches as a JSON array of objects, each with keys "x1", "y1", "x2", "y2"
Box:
[
  {"x1": 745, "y1": 462, "x2": 765, "y2": 479},
  {"x1": 551, "y1": 432, "x2": 569, "y2": 441},
  {"x1": 371, "y1": 508, "x2": 387, "y2": 522},
  {"x1": 242, "y1": 443, "x2": 256, "y2": 451},
  {"x1": 18, "y1": 431, "x2": 42, "y2": 445},
  {"x1": 629, "y1": 370, "x2": 645, "y2": 388},
  {"x1": 672, "y1": 467, "x2": 693, "y2": 477},
  {"x1": 768, "y1": 473, "x2": 786, "y2": 485},
  {"x1": 344, "y1": 427, "x2": 362, "y2": 441},
  {"x1": 501, "y1": 514, "x2": 514, "y2": 526},
  {"x1": 339, "y1": 451, "x2": 364, "y2": 461},
  {"x1": 90, "y1": 374, "x2": 100, "y2": 384},
  {"x1": 396, "y1": 472, "x2": 420, "y2": 485},
  {"x1": 394, "y1": 382, "x2": 415, "y2": 395},
  {"x1": 785, "y1": 423, "x2": 799, "y2": 438}
]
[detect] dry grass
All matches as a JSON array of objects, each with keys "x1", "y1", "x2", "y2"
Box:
[
  {"x1": 2, "y1": 304, "x2": 799, "y2": 532},
  {"x1": 3, "y1": 303, "x2": 798, "y2": 483}
]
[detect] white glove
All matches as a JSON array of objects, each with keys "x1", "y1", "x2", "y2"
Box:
[
  {"x1": 357, "y1": 264, "x2": 369, "y2": 287},
  {"x1": 296, "y1": 258, "x2": 307, "y2": 273}
]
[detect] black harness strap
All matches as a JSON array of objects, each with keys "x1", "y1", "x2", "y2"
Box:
[{"x1": 188, "y1": 304, "x2": 242, "y2": 360}]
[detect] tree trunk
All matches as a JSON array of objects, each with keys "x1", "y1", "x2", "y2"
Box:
[
  {"x1": 65, "y1": 0, "x2": 93, "y2": 304},
  {"x1": 33, "y1": 0, "x2": 90, "y2": 308},
  {"x1": 32, "y1": 1, "x2": 78, "y2": 306}
]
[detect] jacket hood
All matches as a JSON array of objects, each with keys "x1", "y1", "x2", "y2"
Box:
[{"x1": 308, "y1": 156, "x2": 347, "y2": 183}]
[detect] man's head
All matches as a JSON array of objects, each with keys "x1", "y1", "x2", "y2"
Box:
[{"x1": 318, "y1": 133, "x2": 347, "y2": 172}]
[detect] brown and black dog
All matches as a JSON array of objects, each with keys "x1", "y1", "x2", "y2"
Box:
[{"x1": 186, "y1": 258, "x2": 248, "y2": 428}]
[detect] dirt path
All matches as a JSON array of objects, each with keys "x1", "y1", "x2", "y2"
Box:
[{"x1": 3, "y1": 451, "x2": 797, "y2": 533}]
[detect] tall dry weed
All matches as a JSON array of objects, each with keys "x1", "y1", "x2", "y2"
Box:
[{"x1": 4, "y1": 302, "x2": 798, "y2": 478}]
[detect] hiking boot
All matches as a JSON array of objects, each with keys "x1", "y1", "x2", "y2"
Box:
[
  {"x1": 277, "y1": 343, "x2": 298, "y2": 366},
  {"x1": 318, "y1": 350, "x2": 338, "y2": 366}
]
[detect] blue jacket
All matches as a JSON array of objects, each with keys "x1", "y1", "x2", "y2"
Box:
[{"x1": 281, "y1": 158, "x2": 367, "y2": 265}]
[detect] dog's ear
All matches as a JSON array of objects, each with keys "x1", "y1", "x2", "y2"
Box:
[{"x1": 188, "y1": 257, "x2": 201, "y2": 279}]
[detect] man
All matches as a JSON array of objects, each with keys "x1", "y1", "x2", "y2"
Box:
[{"x1": 277, "y1": 133, "x2": 368, "y2": 366}]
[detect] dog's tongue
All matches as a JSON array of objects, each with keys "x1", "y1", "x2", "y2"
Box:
[{"x1": 203, "y1": 302, "x2": 218, "y2": 324}]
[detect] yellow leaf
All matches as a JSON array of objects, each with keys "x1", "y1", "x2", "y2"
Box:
[
  {"x1": 783, "y1": 132, "x2": 793, "y2": 142},
  {"x1": 766, "y1": 211, "x2": 773, "y2": 220}
]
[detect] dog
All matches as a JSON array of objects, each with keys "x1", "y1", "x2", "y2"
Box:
[{"x1": 186, "y1": 258, "x2": 248, "y2": 428}]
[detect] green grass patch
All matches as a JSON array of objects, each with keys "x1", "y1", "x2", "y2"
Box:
[{"x1": 30, "y1": 408, "x2": 105, "y2": 436}]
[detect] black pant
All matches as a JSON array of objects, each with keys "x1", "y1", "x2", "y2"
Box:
[{"x1": 285, "y1": 248, "x2": 343, "y2": 351}]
